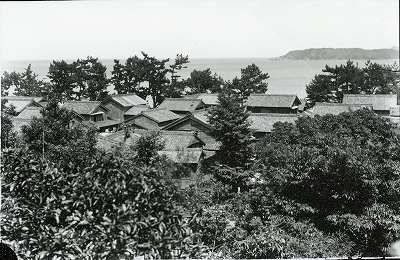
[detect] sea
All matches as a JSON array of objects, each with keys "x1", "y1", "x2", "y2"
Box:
[{"x1": 1, "y1": 58, "x2": 399, "y2": 99}]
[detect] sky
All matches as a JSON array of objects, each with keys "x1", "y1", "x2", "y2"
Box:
[{"x1": 0, "y1": 0, "x2": 399, "y2": 61}]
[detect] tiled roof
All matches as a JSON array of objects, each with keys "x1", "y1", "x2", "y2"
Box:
[
  {"x1": 311, "y1": 102, "x2": 372, "y2": 116},
  {"x1": 248, "y1": 113, "x2": 298, "y2": 133},
  {"x1": 246, "y1": 94, "x2": 300, "y2": 108},
  {"x1": 2, "y1": 96, "x2": 44, "y2": 102},
  {"x1": 11, "y1": 118, "x2": 32, "y2": 133},
  {"x1": 63, "y1": 101, "x2": 106, "y2": 115},
  {"x1": 96, "y1": 135, "x2": 121, "y2": 152},
  {"x1": 185, "y1": 93, "x2": 219, "y2": 106},
  {"x1": 109, "y1": 94, "x2": 147, "y2": 107},
  {"x1": 342, "y1": 94, "x2": 397, "y2": 111},
  {"x1": 2, "y1": 96, "x2": 43, "y2": 113},
  {"x1": 124, "y1": 105, "x2": 149, "y2": 116},
  {"x1": 15, "y1": 106, "x2": 42, "y2": 119},
  {"x1": 158, "y1": 98, "x2": 205, "y2": 112},
  {"x1": 158, "y1": 148, "x2": 203, "y2": 164},
  {"x1": 83, "y1": 119, "x2": 123, "y2": 129},
  {"x1": 140, "y1": 108, "x2": 181, "y2": 123},
  {"x1": 192, "y1": 109, "x2": 210, "y2": 124},
  {"x1": 133, "y1": 129, "x2": 204, "y2": 151},
  {"x1": 162, "y1": 111, "x2": 212, "y2": 131}
]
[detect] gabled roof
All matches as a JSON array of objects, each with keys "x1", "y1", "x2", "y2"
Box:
[
  {"x1": 11, "y1": 118, "x2": 32, "y2": 133},
  {"x1": 2, "y1": 96, "x2": 45, "y2": 103},
  {"x1": 83, "y1": 119, "x2": 123, "y2": 129},
  {"x1": 14, "y1": 106, "x2": 42, "y2": 119},
  {"x1": 133, "y1": 129, "x2": 205, "y2": 150},
  {"x1": 96, "y1": 135, "x2": 121, "y2": 152},
  {"x1": 132, "y1": 108, "x2": 181, "y2": 123},
  {"x1": 342, "y1": 94, "x2": 398, "y2": 111},
  {"x1": 158, "y1": 148, "x2": 203, "y2": 164},
  {"x1": 62, "y1": 101, "x2": 109, "y2": 115},
  {"x1": 310, "y1": 102, "x2": 372, "y2": 116},
  {"x1": 124, "y1": 105, "x2": 149, "y2": 116},
  {"x1": 184, "y1": 93, "x2": 219, "y2": 106},
  {"x1": 248, "y1": 113, "x2": 298, "y2": 133},
  {"x1": 158, "y1": 98, "x2": 205, "y2": 112},
  {"x1": 162, "y1": 111, "x2": 212, "y2": 131},
  {"x1": 192, "y1": 109, "x2": 210, "y2": 124},
  {"x1": 104, "y1": 94, "x2": 147, "y2": 107},
  {"x1": 246, "y1": 94, "x2": 301, "y2": 108},
  {"x1": 2, "y1": 96, "x2": 43, "y2": 113}
]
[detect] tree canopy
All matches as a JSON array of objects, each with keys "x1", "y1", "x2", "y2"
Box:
[
  {"x1": 306, "y1": 60, "x2": 400, "y2": 104},
  {"x1": 1, "y1": 64, "x2": 48, "y2": 97},
  {"x1": 47, "y1": 57, "x2": 109, "y2": 101}
]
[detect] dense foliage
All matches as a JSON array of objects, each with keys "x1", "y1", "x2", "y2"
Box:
[
  {"x1": 1, "y1": 64, "x2": 48, "y2": 97},
  {"x1": 207, "y1": 92, "x2": 253, "y2": 169},
  {"x1": 225, "y1": 63, "x2": 270, "y2": 103},
  {"x1": 20, "y1": 100, "x2": 97, "y2": 168},
  {"x1": 306, "y1": 60, "x2": 399, "y2": 104},
  {"x1": 1, "y1": 149, "x2": 206, "y2": 259},
  {"x1": 253, "y1": 109, "x2": 400, "y2": 255},
  {"x1": 47, "y1": 57, "x2": 109, "y2": 101}
]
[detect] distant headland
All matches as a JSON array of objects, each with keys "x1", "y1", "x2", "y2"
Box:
[{"x1": 274, "y1": 46, "x2": 399, "y2": 60}]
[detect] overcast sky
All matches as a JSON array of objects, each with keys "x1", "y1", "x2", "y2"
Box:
[{"x1": 0, "y1": 0, "x2": 398, "y2": 61}]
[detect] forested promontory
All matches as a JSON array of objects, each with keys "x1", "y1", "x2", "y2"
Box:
[{"x1": 276, "y1": 47, "x2": 399, "y2": 60}]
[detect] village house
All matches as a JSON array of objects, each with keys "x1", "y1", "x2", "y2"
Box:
[
  {"x1": 342, "y1": 94, "x2": 397, "y2": 116},
  {"x1": 62, "y1": 101, "x2": 121, "y2": 131},
  {"x1": 11, "y1": 105, "x2": 85, "y2": 133},
  {"x1": 248, "y1": 113, "x2": 298, "y2": 139},
  {"x1": 1, "y1": 96, "x2": 44, "y2": 115},
  {"x1": 158, "y1": 98, "x2": 206, "y2": 115},
  {"x1": 124, "y1": 108, "x2": 181, "y2": 130},
  {"x1": 305, "y1": 102, "x2": 373, "y2": 117},
  {"x1": 123, "y1": 105, "x2": 149, "y2": 121},
  {"x1": 101, "y1": 94, "x2": 148, "y2": 121},
  {"x1": 161, "y1": 110, "x2": 220, "y2": 160},
  {"x1": 245, "y1": 94, "x2": 302, "y2": 114},
  {"x1": 184, "y1": 93, "x2": 219, "y2": 107},
  {"x1": 96, "y1": 129, "x2": 206, "y2": 188}
]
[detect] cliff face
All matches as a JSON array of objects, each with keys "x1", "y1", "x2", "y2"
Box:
[{"x1": 277, "y1": 48, "x2": 399, "y2": 60}]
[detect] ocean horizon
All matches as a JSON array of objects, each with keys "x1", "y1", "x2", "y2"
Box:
[{"x1": 2, "y1": 58, "x2": 399, "y2": 99}]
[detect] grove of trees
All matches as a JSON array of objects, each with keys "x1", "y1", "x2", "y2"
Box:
[{"x1": 306, "y1": 60, "x2": 399, "y2": 104}]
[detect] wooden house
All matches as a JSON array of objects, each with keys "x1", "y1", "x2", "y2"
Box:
[
  {"x1": 62, "y1": 101, "x2": 122, "y2": 131},
  {"x1": 246, "y1": 94, "x2": 301, "y2": 114},
  {"x1": 1, "y1": 96, "x2": 44, "y2": 115},
  {"x1": 307, "y1": 102, "x2": 372, "y2": 117},
  {"x1": 342, "y1": 94, "x2": 397, "y2": 115},
  {"x1": 11, "y1": 106, "x2": 84, "y2": 133},
  {"x1": 248, "y1": 113, "x2": 298, "y2": 139},
  {"x1": 101, "y1": 94, "x2": 147, "y2": 121},
  {"x1": 162, "y1": 110, "x2": 220, "y2": 160},
  {"x1": 124, "y1": 108, "x2": 181, "y2": 130},
  {"x1": 158, "y1": 98, "x2": 206, "y2": 115},
  {"x1": 184, "y1": 93, "x2": 219, "y2": 107}
]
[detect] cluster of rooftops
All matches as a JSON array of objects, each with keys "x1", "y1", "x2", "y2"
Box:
[{"x1": 3, "y1": 92, "x2": 399, "y2": 173}]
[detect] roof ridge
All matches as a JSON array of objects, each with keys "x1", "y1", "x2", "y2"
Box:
[
  {"x1": 249, "y1": 113, "x2": 297, "y2": 117},
  {"x1": 249, "y1": 94, "x2": 297, "y2": 96},
  {"x1": 163, "y1": 98, "x2": 201, "y2": 102}
]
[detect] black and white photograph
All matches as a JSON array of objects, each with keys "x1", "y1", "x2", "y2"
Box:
[{"x1": 1, "y1": 0, "x2": 399, "y2": 259}]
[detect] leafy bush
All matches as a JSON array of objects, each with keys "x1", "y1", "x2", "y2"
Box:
[{"x1": 1, "y1": 149, "x2": 204, "y2": 259}]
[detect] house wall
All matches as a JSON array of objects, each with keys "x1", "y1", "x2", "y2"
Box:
[
  {"x1": 168, "y1": 119, "x2": 210, "y2": 132},
  {"x1": 248, "y1": 107, "x2": 297, "y2": 114},
  {"x1": 374, "y1": 110, "x2": 390, "y2": 116},
  {"x1": 133, "y1": 116, "x2": 159, "y2": 129},
  {"x1": 102, "y1": 100, "x2": 125, "y2": 121},
  {"x1": 91, "y1": 114, "x2": 105, "y2": 122}
]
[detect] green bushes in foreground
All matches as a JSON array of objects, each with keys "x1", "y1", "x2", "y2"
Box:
[{"x1": 1, "y1": 149, "x2": 206, "y2": 259}]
